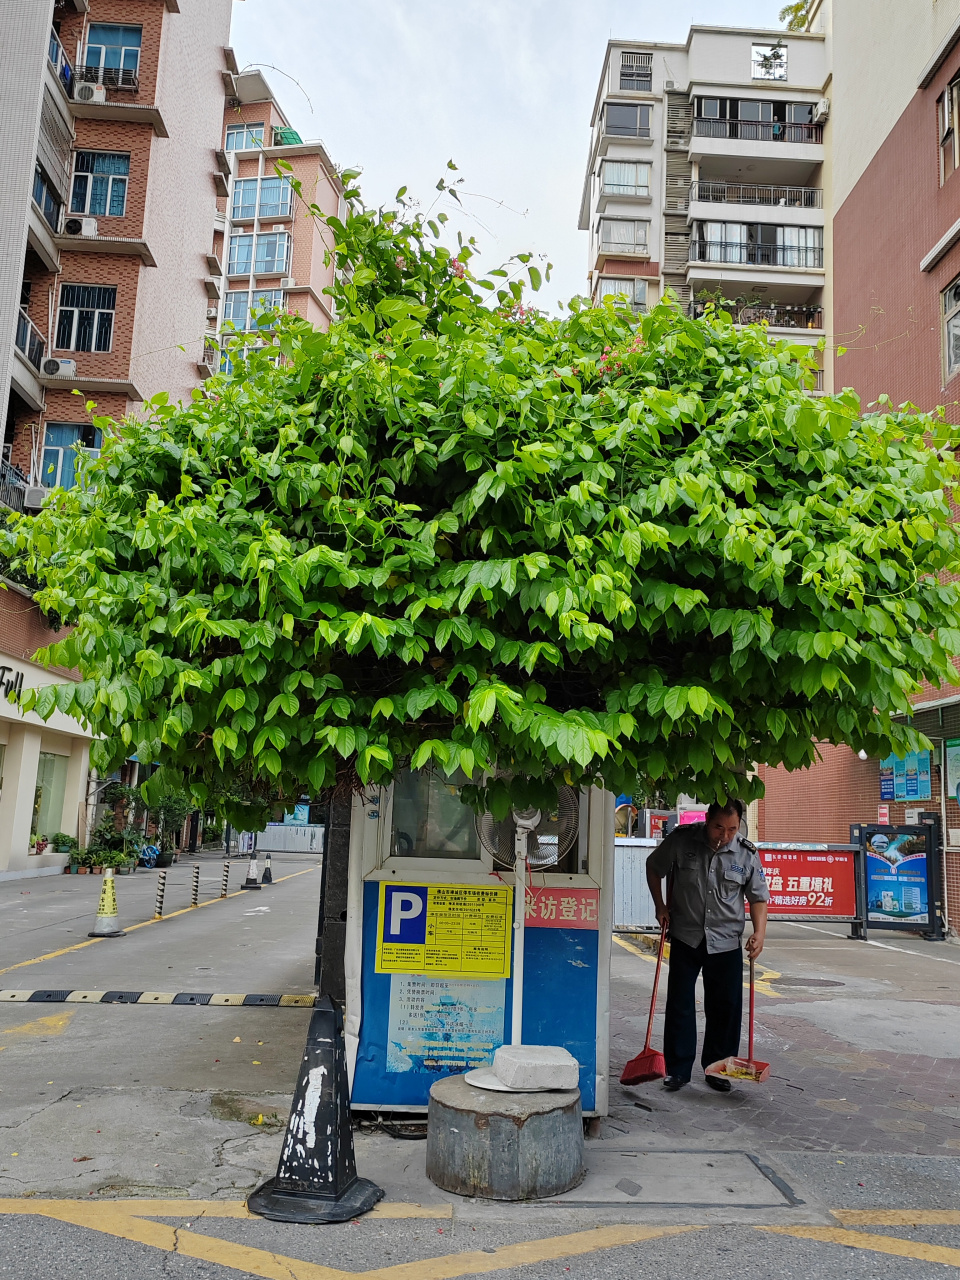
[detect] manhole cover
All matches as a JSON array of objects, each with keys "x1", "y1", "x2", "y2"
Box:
[{"x1": 773, "y1": 977, "x2": 844, "y2": 987}]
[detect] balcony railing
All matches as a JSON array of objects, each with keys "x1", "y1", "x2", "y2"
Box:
[
  {"x1": 601, "y1": 182, "x2": 651, "y2": 199},
  {"x1": 690, "y1": 241, "x2": 824, "y2": 268},
  {"x1": 689, "y1": 181, "x2": 823, "y2": 208},
  {"x1": 599, "y1": 240, "x2": 649, "y2": 257},
  {"x1": 690, "y1": 301, "x2": 824, "y2": 329},
  {"x1": 693, "y1": 118, "x2": 823, "y2": 144},
  {"x1": 76, "y1": 65, "x2": 140, "y2": 92},
  {"x1": 14, "y1": 309, "x2": 45, "y2": 372},
  {"x1": 0, "y1": 460, "x2": 27, "y2": 514},
  {"x1": 48, "y1": 29, "x2": 74, "y2": 97},
  {"x1": 604, "y1": 122, "x2": 652, "y2": 139}
]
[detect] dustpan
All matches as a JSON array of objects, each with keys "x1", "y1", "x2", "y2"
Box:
[
  {"x1": 620, "y1": 920, "x2": 667, "y2": 1085},
  {"x1": 704, "y1": 954, "x2": 770, "y2": 1084}
]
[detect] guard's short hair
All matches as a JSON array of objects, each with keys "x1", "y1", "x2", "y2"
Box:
[{"x1": 706, "y1": 799, "x2": 744, "y2": 822}]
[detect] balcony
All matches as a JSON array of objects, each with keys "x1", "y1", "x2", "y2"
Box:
[
  {"x1": 15, "y1": 310, "x2": 45, "y2": 372},
  {"x1": 690, "y1": 241, "x2": 824, "y2": 269},
  {"x1": 693, "y1": 119, "x2": 822, "y2": 144},
  {"x1": 76, "y1": 65, "x2": 140, "y2": 93},
  {"x1": 689, "y1": 181, "x2": 822, "y2": 209},
  {"x1": 0, "y1": 460, "x2": 28, "y2": 515},
  {"x1": 599, "y1": 239, "x2": 649, "y2": 258},
  {"x1": 690, "y1": 301, "x2": 823, "y2": 329},
  {"x1": 48, "y1": 29, "x2": 74, "y2": 98}
]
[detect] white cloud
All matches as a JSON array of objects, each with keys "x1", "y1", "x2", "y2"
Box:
[{"x1": 230, "y1": 0, "x2": 790, "y2": 314}]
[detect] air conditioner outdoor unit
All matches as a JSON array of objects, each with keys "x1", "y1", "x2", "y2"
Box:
[
  {"x1": 206, "y1": 306, "x2": 219, "y2": 319},
  {"x1": 813, "y1": 96, "x2": 830, "y2": 122},
  {"x1": 280, "y1": 277, "x2": 295, "y2": 289},
  {"x1": 42, "y1": 357, "x2": 76, "y2": 377},
  {"x1": 665, "y1": 79, "x2": 676, "y2": 90},
  {"x1": 75, "y1": 82, "x2": 106, "y2": 105},
  {"x1": 24, "y1": 487, "x2": 47, "y2": 510},
  {"x1": 63, "y1": 217, "x2": 98, "y2": 237}
]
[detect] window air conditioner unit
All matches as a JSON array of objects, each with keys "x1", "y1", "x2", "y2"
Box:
[
  {"x1": 42, "y1": 357, "x2": 76, "y2": 377},
  {"x1": 24, "y1": 487, "x2": 47, "y2": 510},
  {"x1": 280, "y1": 277, "x2": 295, "y2": 289},
  {"x1": 63, "y1": 217, "x2": 98, "y2": 237},
  {"x1": 75, "y1": 82, "x2": 106, "y2": 105},
  {"x1": 665, "y1": 80, "x2": 676, "y2": 90},
  {"x1": 206, "y1": 306, "x2": 219, "y2": 319},
  {"x1": 813, "y1": 97, "x2": 830, "y2": 122}
]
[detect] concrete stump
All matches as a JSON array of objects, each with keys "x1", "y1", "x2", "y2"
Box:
[{"x1": 426, "y1": 1074, "x2": 583, "y2": 1200}]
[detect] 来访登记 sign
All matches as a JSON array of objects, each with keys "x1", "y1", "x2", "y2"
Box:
[{"x1": 376, "y1": 882, "x2": 511, "y2": 981}]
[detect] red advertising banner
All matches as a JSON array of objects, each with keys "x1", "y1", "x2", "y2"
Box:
[{"x1": 758, "y1": 846, "x2": 858, "y2": 919}]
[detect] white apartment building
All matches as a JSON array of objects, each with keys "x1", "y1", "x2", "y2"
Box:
[{"x1": 579, "y1": 27, "x2": 828, "y2": 367}]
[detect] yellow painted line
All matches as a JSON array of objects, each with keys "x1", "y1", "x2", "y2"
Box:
[
  {"x1": 613, "y1": 935, "x2": 783, "y2": 997},
  {"x1": 0, "y1": 1199, "x2": 452, "y2": 1220},
  {"x1": 0, "y1": 1010, "x2": 74, "y2": 1046},
  {"x1": 760, "y1": 1224, "x2": 960, "y2": 1268},
  {"x1": 0, "y1": 867, "x2": 318, "y2": 978},
  {"x1": 834, "y1": 1209, "x2": 960, "y2": 1226},
  {"x1": 0, "y1": 1200, "x2": 701, "y2": 1280},
  {"x1": 613, "y1": 934, "x2": 657, "y2": 964}
]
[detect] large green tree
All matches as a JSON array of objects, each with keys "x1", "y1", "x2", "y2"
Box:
[{"x1": 5, "y1": 184, "x2": 959, "y2": 822}]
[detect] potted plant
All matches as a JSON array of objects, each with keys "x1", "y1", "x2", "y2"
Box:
[
  {"x1": 100, "y1": 848, "x2": 134, "y2": 874},
  {"x1": 51, "y1": 832, "x2": 79, "y2": 855}
]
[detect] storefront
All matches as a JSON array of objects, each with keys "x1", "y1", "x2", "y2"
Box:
[{"x1": 0, "y1": 650, "x2": 92, "y2": 880}]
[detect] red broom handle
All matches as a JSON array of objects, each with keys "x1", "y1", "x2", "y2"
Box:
[
  {"x1": 748, "y1": 954, "x2": 756, "y2": 1061},
  {"x1": 644, "y1": 920, "x2": 668, "y2": 1052}
]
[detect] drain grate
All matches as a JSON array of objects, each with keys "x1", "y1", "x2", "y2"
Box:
[{"x1": 772, "y1": 977, "x2": 844, "y2": 988}]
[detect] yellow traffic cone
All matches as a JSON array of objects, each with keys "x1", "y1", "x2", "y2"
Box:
[{"x1": 88, "y1": 868, "x2": 126, "y2": 938}]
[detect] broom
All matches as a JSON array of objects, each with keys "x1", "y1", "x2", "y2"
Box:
[
  {"x1": 619, "y1": 919, "x2": 668, "y2": 1085},
  {"x1": 704, "y1": 954, "x2": 770, "y2": 1084}
]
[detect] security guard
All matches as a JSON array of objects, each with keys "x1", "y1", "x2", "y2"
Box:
[{"x1": 645, "y1": 800, "x2": 768, "y2": 1093}]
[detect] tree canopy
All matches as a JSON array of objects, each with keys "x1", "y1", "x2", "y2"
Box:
[{"x1": 5, "y1": 182, "x2": 960, "y2": 822}]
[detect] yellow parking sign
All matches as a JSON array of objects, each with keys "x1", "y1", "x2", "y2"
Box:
[{"x1": 375, "y1": 882, "x2": 512, "y2": 980}]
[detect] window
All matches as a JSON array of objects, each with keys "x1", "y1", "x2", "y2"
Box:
[
  {"x1": 41, "y1": 422, "x2": 102, "y2": 490},
  {"x1": 32, "y1": 751, "x2": 68, "y2": 840},
  {"x1": 71, "y1": 151, "x2": 129, "y2": 218},
  {"x1": 752, "y1": 42, "x2": 787, "y2": 80},
  {"x1": 939, "y1": 79, "x2": 960, "y2": 184},
  {"x1": 254, "y1": 231, "x2": 289, "y2": 274},
  {"x1": 84, "y1": 23, "x2": 141, "y2": 84},
  {"x1": 231, "y1": 175, "x2": 293, "y2": 220},
  {"x1": 601, "y1": 161, "x2": 651, "y2": 197},
  {"x1": 700, "y1": 98, "x2": 721, "y2": 119},
  {"x1": 943, "y1": 277, "x2": 960, "y2": 379},
  {"x1": 786, "y1": 102, "x2": 813, "y2": 124},
  {"x1": 598, "y1": 277, "x2": 648, "y2": 310},
  {"x1": 620, "y1": 51, "x2": 652, "y2": 92},
  {"x1": 32, "y1": 163, "x2": 62, "y2": 232},
  {"x1": 55, "y1": 284, "x2": 116, "y2": 352},
  {"x1": 228, "y1": 233, "x2": 253, "y2": 274},
  {"x1": 223, "y1": 290, "x2": 249, "y2": 328},
  {"x1": 223, "y1": 289, "x2": 285, "y2": 330},
  {"x1": 739, "y1": 100, "x2": 773, "y2": 122},
  {"x1": 390, "y1": 768, "x2": 480, "y2": 860},
  {"x1": 604, "y1": 102, "x2": 651, "y2": 137},
  {"x1": 225, "y1": 121, "x2": 264, "y2": 151},
  {"x1": 599, "y1": 218, "x2": 648, "y2": 254}
]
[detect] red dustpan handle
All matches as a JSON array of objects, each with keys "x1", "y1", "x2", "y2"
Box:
[
  {"x1": 748, "y1": 954, "x2": 755, "y2": 1061},
  {"x1": 643, "y1": 920, "x2": 668, "y2": 1053}
]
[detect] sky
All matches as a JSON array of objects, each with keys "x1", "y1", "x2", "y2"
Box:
[{"x1": 229, "y1": 1, "x2": 790, "y2": 315}]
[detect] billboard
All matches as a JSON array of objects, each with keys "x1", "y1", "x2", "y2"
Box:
[
  {"x1": 758, "y1": 847, "x2": 858, "y2": 920},
  {"x1": 879, "y1": 751, "x2": 931, "y2": 801},
  {"x1": 861, "y1": 826, "x2": 932, "y2": 929}
]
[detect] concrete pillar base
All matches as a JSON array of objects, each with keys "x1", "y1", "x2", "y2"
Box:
[{"x1": 426, "y1": 1074, "x2": 583, "y2": 1201}]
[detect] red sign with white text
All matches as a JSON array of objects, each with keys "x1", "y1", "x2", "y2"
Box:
[
  {"x1": 759, "y1": 849, "x2": 857, "y2": 919},
  {"x1": 524, "y1": 887, "x2": 599, "y2": 930}
]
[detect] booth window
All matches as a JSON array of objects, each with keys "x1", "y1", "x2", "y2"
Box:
[
  {"x1": 32, "y1": 751, "x2": 68, "y2": 841},
  {"x1": 390, "y1": 768, "x2": 480, "y2": 859}
]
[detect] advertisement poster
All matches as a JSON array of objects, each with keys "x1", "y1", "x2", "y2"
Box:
[
  {"x1": 647, "y1": 812, "x2": 670, "y2": 840},
  {"x1": 879, "y1": 756, "x2": 895, "y2": 801},
  {"x1": 863, "y1": 827, "x2": 930, "y2": 927},
  {"x1": 679, "y1": 809, "x2": 707, "y2": 826},
  {"x1": 946, "y1": 740, "x2": 960, "y2": 805},
  {"x1": 376, "y1": 882, "x2": 511, "y2": 980},
  {"x1": 881, "y1": 751, "x2": 932, "y2": 801},
  {"x1": 386, "y1": 975, "x2": 505, "y2": 1075},
  {"x1": 759, "y1": 849, "x2": 857, "y2": 918}
]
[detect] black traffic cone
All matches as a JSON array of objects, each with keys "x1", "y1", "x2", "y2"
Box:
[
  {"x1": 261, "y1": 851, "x2": 273, "y2": 885},
  {"x1": 247, "y1": 995, "x2": 383, "y2": 1223},
  {"x1": 240, "y1": 851, "x2": 261, "y2": 890}
]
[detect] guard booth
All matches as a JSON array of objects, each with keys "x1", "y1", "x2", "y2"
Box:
[{"x1": 343, "y1": 770, "x2": 615, "y2": 1116}]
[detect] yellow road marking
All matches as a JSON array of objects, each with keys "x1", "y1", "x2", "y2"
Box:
[
  {"x1": 0, "y1": 1200, "x2": 699, "y2": 1280},
  {"x1": 613, "y1": 935, "x2": 783, "y2": 997},
  {"x1": 834, "y1": 1210, "x2": 960, "y2": 1226},
  {"x1": 0, "y1": 1199, "x2": 451, "y2": 1220},
  {"x1": 0, "y1": 867, "x2": 317, "y2": 978},
  {"x1": 761, "y1": 1224, "x2": 960, "y2": 1268},
  {"x1": 0, "y1": 1010, "x2": 74, "y2": 1045}
]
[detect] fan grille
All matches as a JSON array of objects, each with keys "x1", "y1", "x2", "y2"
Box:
[{"x1": 476, "y1": 787, "x2": 580, "y2": 870}]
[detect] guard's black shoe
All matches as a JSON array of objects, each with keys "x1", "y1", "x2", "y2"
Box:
[
  {"x1": 662, "y1": 1076, "x2": 688, "y2": 1092},
  {"x1": 705, "y1": 1075, "x2": 732, "y2": 1092}
]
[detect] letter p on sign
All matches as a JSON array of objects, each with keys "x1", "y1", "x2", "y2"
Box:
[{"x1": 383, "y1": 884, "x2": 428, "y2": 944}]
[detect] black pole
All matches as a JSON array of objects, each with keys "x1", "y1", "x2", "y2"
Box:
[{"x1": 316, "y1": 792, "x2": 351, "y2": 1002}]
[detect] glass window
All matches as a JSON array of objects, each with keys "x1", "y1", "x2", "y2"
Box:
[
  {"x1": 786, "y1": 102, "x2": 813, "y2": 124},
  {"x1": 32, "y1": 751, "x2": 69, "y2": 840},
  {"x1": 739, "y1": 100, "x2": 773, "y2": 122},
  {"x1": 258, "y1": 176, "x2": 292, "y2": 217},
  {"x1": 601, "y1": 161, "x2": 651, "y2": 197},
  {"x1": 598, "y1": 277, "x2": 647, "y2": 310},
  {"x1": 599, "y1": 218, "x2": 648, "y2": 252},
  {"x1": 223, "y1": 290, "x2": 249, "y2": 328},
  {"x1": 55, "y1": 284, "x2": 116, "y2": 353},
  {"x1": 253, "y1": 231, "x2": 289, "y2": 274},
  {"x1": 700, "y1": 98, "x2": 721, "y2": 119},
  {"x1": 225, "y1": 121, "x2": 264, "y2": 151},
  {"x1": 944, "y1": 276, "x2": 960, "y2": 379},
  {"x1": 390, "y1": 769, "x2": 480, "y2": 860},
  {"x1": 250, "y1": 288, "x2": 285, "y2": 327},
  {"x1": 71, "y1": 151, "x2": 129, "y2": 217},
  {"x1": 231, "y1": 178, "x2": 258, "y2": 220},
  {"x1": 752, "y1": 42, "x2": 787, "y2": 80},
  {"x1": 939, "y1": 80, "x2": 960, "y2": 185},
  {"x1": 605, "y1": 102, "x2": 651, "y2": 137},
  {"x1": 620, "y1": 51, "x2": 652, "y2": 92},
  {"x1": 41, "y1": 422, "x2": 103, "y2": 490},
  {"x1": 85, "y1": 23, "x2": 141, "y2": 74},
  {"x1": 32, "y1": 164, "x2": 62, "y2": 232},
  {"x1": 228, "y1": 233, "x2": 253, "y2": 275}
]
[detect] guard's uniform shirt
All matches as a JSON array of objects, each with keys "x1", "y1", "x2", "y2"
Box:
[{"x1": 646, "y1": 823, "x2": 769, "y2": 954}]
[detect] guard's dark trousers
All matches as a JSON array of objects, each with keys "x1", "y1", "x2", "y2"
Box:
[{"x1": 663, "y1": 937, "x2": 742, "y2": 1080}]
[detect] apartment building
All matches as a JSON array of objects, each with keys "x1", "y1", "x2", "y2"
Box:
[
  {"x1": 208, "y1": 71, "x2": 343, "y2": 364},
  {"x1": 579, "y1": 27, "x2": 828, "y2": 375}
]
